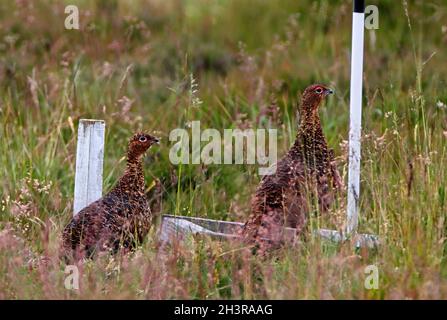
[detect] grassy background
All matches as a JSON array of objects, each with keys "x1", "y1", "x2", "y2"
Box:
[{"x1": 0, "y1": 0, "x2": 446, "y2": 299}]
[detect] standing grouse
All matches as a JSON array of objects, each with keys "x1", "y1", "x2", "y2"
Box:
[
  {"x1": 62, "y1": 132, "x2": 159, "y2": 259},
  {"x1": 241, "y1": 84, "x2": 343, "y2": 253}
]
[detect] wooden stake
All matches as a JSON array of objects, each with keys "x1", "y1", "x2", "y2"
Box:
[{"x1": 73, "y1": 119, "x2": 105, "y2": 215}]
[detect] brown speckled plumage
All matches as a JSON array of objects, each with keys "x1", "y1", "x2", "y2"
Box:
[
  {"x1": 242, "y1": 84, "x2": 343, "y2": 253},
  {"x1": 62, "y1": 132, "x2": 159, "y2": 259}
]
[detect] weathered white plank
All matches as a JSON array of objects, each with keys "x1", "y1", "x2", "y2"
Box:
[
  {"x1": 73, "y1": 119, "x2": 105, "y2": 215},
  {"x1": 159, "y1": 216, "x2": 240, "y2": 242},
  {"x1": 346, "y1": 8, "x2": 365, "y2": 235},
  {"x1": 315, "y1": 228, "x2": 379, "y2": 249}
]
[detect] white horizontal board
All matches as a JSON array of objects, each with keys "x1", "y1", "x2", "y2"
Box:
[{"x1": 159, "y1": 215, "x2": 379, "y2": 248}]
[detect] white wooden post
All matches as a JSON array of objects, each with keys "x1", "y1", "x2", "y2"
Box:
[
  {"x1": 346, "y1": 0, "x2": 365, "y2": 235},
  {"x1": 73, "y1": 119, "x2": 105, "y2": 215}
]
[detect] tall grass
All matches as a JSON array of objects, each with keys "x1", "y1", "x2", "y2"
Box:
[{"x1": 0, "y1": 0, "x2": 446, "y2": 299}]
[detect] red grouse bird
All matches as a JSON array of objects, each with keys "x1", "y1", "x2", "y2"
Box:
[
  {"x1": 241, "y1": 84, "x2": 343, "y2": 253},
  {"x1": 62, "y1": 132, "x2": 159, "y2": 260}
]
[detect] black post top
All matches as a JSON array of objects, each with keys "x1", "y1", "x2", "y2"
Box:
[{"x1": 354, "y1": 0, "x2": 365, "y2": 13}]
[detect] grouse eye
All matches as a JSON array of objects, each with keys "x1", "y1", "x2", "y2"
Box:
[
  {"x1": 139, "y1": 136, "x2": 147, "y2": 142},
  {"x1": 315, "y1": 88, "x2": 323, "y2": 94}
]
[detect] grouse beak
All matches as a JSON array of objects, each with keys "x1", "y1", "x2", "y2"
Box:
[
  {"x1": 325, "y1": 88, "x2": 334, "y2": 96},
  {"x1": 152, "y1": 137, "x2": 160, "y2": 145}
]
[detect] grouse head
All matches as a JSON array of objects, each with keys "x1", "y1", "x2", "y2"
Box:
[
  {"x1": 300, "y1": 84, "x2": 334, "y2": 113},
  {"x1": 128, "y1": 132, "x2": 159, "y2": 160}
]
